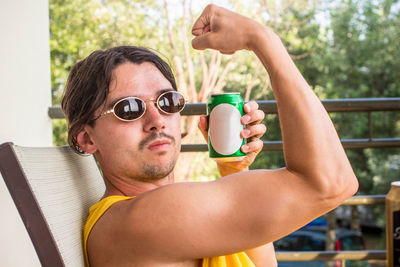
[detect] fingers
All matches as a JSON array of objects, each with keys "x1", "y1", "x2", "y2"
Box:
[
  {"x1": 192, "y1": 5, "x2": 214, "y2": 50},
  {"x1": 241, "y1": 101, "x2": 265, "y2": 125},
  {"x1": 192, "y1": 22, "x2": 211, "y2": 37},
  {"x1": 241, "y1": 139, "x2": 263, "y2": 153},
  {"x1": 192, "y1": 34, "x2": 237, "y2": 53},
  {"x1": 192, "y1": 33, "x2": 213, "y2": 50},
  {"x1": 240, "y1": 101, "x2": 266, "y2": 154},
  {"x1": 241, "y1": 124, "x2": 266, "y2": 139},
  {"x1": 241, "y1": 124, "x2": 266, "y2": 154},
  {"x1": 221, "y1": 51, "x2": 235, "y2": 55},
  {"x1": 191, "y1": 4, "x2": 247, "y2": 53},
  {"x1": 192, "y1": 5, "x2": 213, "y2": 36},
  {"x1": 243, "y1": 101, "x2": 258, "y2": 113}
]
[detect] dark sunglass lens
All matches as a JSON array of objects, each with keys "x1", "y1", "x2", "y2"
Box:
[
  {"x1": 114, "y1": 98, "x2": 145, "y2": 120},
  {"x1": 158, "y1": 92, "x2": 185, "y2": 113}
]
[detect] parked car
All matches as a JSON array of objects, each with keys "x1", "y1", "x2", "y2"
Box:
[{"x1": 274, "y1": 227, "x2": 368, "y2": 267}]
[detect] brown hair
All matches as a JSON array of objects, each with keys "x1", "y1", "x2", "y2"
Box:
[{"x1": 61, "y1": 46, "x2": 177, "y2": 154}]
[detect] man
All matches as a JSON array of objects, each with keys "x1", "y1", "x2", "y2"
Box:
[{"x1": 61, "y1": 4, "x2": 358, "y2": 267}]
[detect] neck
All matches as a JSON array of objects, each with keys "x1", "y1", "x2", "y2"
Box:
[{"x1": 103, "y1": 172, "x2": 175, "y2": 198}]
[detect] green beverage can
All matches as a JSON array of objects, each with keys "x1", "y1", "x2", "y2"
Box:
[{"x1": 207, "y1": 93, "x2": 247, "y2": 162}]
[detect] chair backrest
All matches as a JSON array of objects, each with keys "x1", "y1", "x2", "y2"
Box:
[{"x1": 0, "y1": 142, "x2": 105, "y2": 267}]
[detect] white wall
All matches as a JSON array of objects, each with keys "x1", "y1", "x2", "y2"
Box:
[{"x1": 0, "y1": 0, "x2": 52, "y2": 266}]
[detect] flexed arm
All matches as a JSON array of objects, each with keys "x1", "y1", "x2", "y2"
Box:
[{"x1": 192, "y1": 4, "x2": 358, "y2": 197}]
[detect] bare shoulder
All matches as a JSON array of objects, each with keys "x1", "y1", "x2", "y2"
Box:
[
  {"x1": 87, "y1": 196, "x2": 203, "y2": 266},
  {"x1": 87, "y1": 198, "x2": 136, "y2": 266},
  {"x1": 86, "y1": 180, "x2": 230, "y2": 265}
]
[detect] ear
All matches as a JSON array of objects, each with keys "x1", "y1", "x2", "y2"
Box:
[{"x1": 75, "y1": 127, "x2": 97, "y2": 154}]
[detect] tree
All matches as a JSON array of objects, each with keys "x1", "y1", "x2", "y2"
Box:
[
  {"x1": 323, "y1": 0, "x2": 400, "y2": 199},
  {"x1": 50, "y1": 0, "x2": 161, "y2": 145}
]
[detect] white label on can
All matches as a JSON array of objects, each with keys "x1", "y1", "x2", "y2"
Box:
[{"x1": 209, "y1": 103, "x2": 243, "y2": 155}]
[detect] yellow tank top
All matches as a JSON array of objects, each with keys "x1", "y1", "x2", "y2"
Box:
[{"x1": 83, "y1": 195, "x2": 255, "y2": 267}]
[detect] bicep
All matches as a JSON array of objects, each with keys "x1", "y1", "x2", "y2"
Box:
[{"x1": 116, "y1": 169, "x2": 330, "y2": 261}]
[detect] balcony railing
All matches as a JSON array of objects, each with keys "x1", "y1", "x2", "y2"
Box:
[
  {"x1": 276, "y1": 195, "x2": 388, "y2": 266},
  {"x1": 48, "y1": 97, "x2": 400, "y2": 118},
  {"x1": 49, "y1": 98, "x2": 400, "y2": 152}
]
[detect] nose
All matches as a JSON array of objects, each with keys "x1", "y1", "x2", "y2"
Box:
[{"x1": 142, "y1": 101, "x2": 166, "y2": 132}]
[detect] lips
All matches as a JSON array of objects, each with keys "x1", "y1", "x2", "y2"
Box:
[
  {"x1": 147, "y1": 139, "x2": 171, "y2": 151},
  {"x1": 139, "y1": 132, "x2": 175, "y2": 151}
]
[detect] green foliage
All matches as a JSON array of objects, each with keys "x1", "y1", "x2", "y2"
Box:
[
  {"x1": 322, "y1": 0, "x2": 400, "y2": 98},
  {"x1": 321, "y1": 0, "x2": 400, "y2": 197},
  {"x1": 52, "y1": 119, "x2": 68, "y2": 146},
  {"x1": 49, "y1": 0, "x2": 161, "y2": 145},
  {"x1": 50, "y1": 0, "x2": 161, "y2": 105}
]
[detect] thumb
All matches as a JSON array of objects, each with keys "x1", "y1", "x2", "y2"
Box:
[
  {"x1": 198, "y1": 115, "x2": 209, "y2": 142},
  {"x1": 192, "y1": 23, "x2": 211, "y2": 36},
  {"x1": 192, "y1": 33, "x2": 213, "y2": 50}
]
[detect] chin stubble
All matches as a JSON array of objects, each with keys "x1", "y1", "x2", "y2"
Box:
[
  {"x1": 141, "y1": 157, "x2": 177, "y2": 181},
  {"x1": 138, "y1": 132, "x2": 178, "y2": 181}
]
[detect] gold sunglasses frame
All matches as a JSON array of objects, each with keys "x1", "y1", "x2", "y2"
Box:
[{"x1": 99, "y1": 91, "x2": 188, "y2": 122}]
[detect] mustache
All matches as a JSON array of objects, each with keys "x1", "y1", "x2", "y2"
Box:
[{"x1": 138, "y1": 132, "x2": 176, "y2": 150}]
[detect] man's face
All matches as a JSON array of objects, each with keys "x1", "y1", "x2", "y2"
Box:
[{"x1": 87, "y1": 62, "x2": 181, "y2": 182}]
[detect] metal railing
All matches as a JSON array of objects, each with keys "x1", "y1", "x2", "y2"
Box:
[
  {"x1": 49, "y1": 98, "x2": 399, "y2": 265},
  {"x1": 276, "y1": 195, "x2": 388, "y2": 266},
  {"x1": 276, "y1": 250, "x2": 386, "y2": 266},
  {"x1": 343, "y1": 195, "x2": 386, "y2": 206},
  {"x1": 48, "y1": 97, "x2": 400, "y2": 118},
  {"x1": 49, "y1": 98, "x2": 400, "y2": 152}
]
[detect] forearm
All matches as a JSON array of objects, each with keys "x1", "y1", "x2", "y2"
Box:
[{"x1": 249, "y1": 26, "x2": 357, "y2": 191}]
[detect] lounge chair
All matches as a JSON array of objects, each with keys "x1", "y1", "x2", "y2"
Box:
[{"x1": 0, "y1": 142, "x2": 104, "y2": 266}]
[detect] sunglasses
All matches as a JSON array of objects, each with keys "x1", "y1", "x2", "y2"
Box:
[{"x1": 98, "y1": 91, "x2": 187, "y2": 122}]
